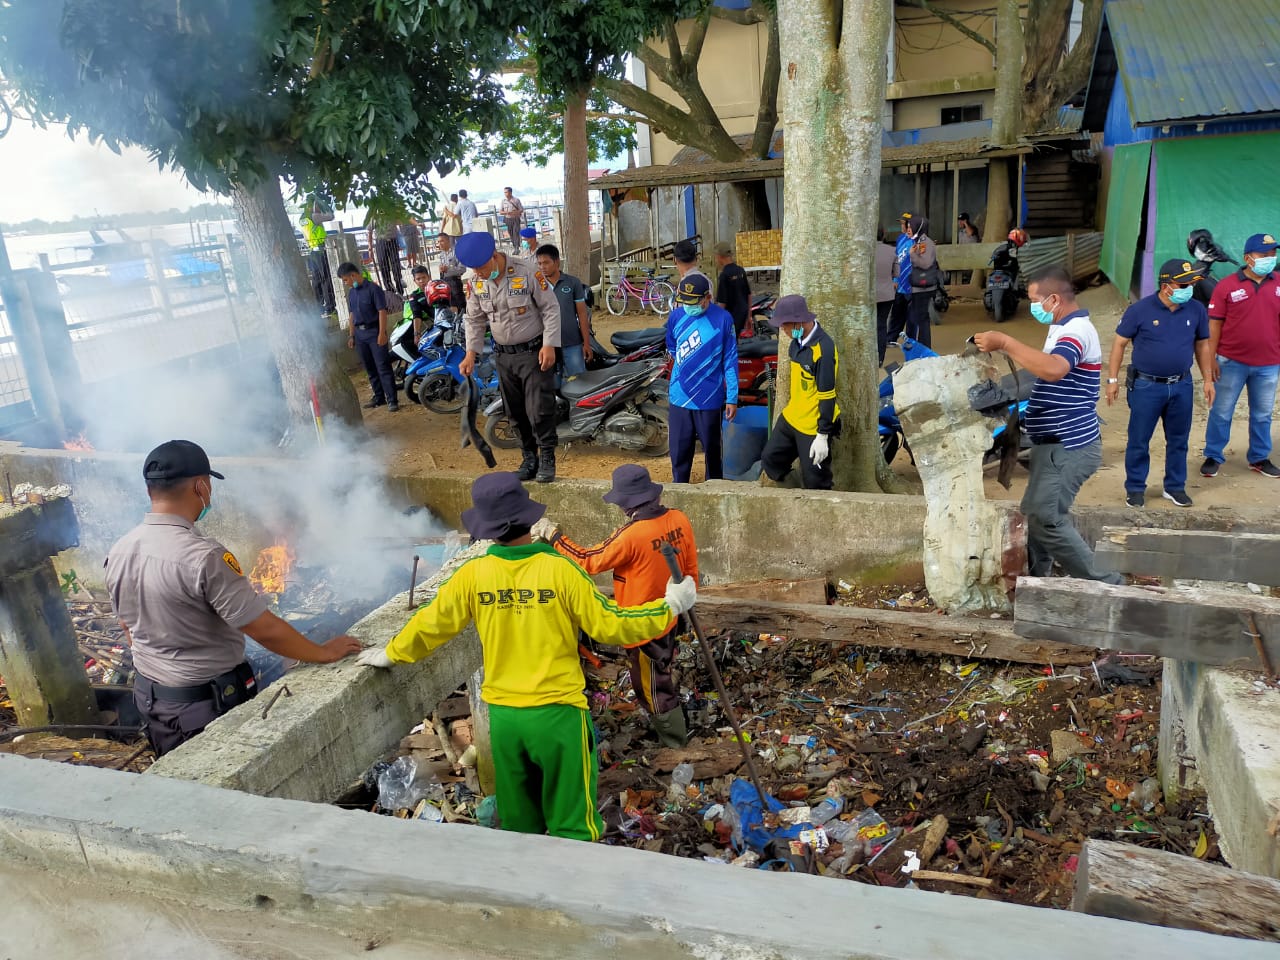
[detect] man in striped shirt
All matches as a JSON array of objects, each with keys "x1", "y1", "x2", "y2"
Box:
[{"x1": 974, "y1": 267, "x2": 1122, "y2": 584}]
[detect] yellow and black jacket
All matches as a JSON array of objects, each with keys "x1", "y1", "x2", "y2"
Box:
[
  {"x1": 782, "y1": 325, "x2": 841, "y2": 436},
  {"x1": 386, "y1": 543, "x2": 675, "y2": 710}
]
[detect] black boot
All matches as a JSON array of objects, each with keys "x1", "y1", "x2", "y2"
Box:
[
  {"x1": 517, "y1": 450, "x2": 538, "y2": 482},
  {"x1": 536, "y1": 447, "x2": 556, "y2": 483}
]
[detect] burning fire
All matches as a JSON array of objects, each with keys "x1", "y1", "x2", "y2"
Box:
[
  {"x1": 250, "y1": 541, "x2": 295, "y2": 597},
  {"x1": 63, "y1": 433, "x2": 94, "y2": 451}
]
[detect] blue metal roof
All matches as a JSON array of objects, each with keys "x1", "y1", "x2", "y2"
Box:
[{"x1": 1107, "y1": 0, "x2": 1280, "y2": 125}]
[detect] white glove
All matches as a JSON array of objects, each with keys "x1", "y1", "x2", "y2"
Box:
[
  {"x1": 665, "y1": 576, "x2": 698, "y2": 616},
  {"x1": 530, "y1": 518, "x2": 559, "y2": 543},
  {"x1": 355, "y1": 647, "x2": 394, "y2": 669},
  {"x1": 809, "y1": 433, "x2": 830, "y2": 466}
]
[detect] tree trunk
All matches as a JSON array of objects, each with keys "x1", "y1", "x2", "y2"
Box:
[
  {"x1": 984, "y1": 156, "x2": 1014, "y2": 241},
  {"x1": 561, "y1": 89, "x2": 591, "y2": 280},
  {"x1": 991, "y1": 0, "x2": 1023, "y2": 147},
  {"x1": 775, "y1": 0, "x2": 892, "y2": 492},
  {"x1": 230, "y1": 159, "x2": 362, "y2": 433}
]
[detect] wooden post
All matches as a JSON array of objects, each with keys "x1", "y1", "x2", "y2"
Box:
[
  {"x1": 1095, "y1": 528, "x2": 1280, "y2": 587},
  {"x1": 1075, "y1": 840, "x2": 1280, "y2": 941}
]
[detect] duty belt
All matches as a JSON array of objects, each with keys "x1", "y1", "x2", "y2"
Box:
[
  {"x1": 1133, "y1": 370, "x2": 1185, "y2": 384},
  {"x1": 137, "y1": 662, "x2": 257, "y2": 705},
  {"x1": 493, "y1": 336, "x2": 543, "y2": 354}
]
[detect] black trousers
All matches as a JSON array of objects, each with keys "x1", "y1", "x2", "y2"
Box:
[
  {"x1": 355, "y1": 327, "x2": 396, "y2": 404},
  {"x1": 669, "y1": 405, "x2": 723, "y2": 482},
  {"x1": 307, "y1": 250, "x2": 335, "y2": 312},
  {"x1": 628, "y1": 624, "x2": 681, "y2": 715},
  {"x1": 374, "y1": 238, "x2": 403, "y2": 296},
  {"x1": 496, "y1": 348, "x2": 558, "y2": 452},
  {"x1": 885, "y1": 291, "x2": 933, "y2": 349},
  {"x1": 762, "y1": 417, "x2": 834, "y2": 490},
  {"x1": 133, "y1": 670, "x2": 256, "y2": 757},
  {"x1": 875, "y1": 300, "x2": 893, "y2": 365}
]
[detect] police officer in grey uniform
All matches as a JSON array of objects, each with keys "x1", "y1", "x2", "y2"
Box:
[
  {"x1": 456, "y1": 232, "x2": 562, "y2": 482},
  {"x1": 106, "y1": 441, "x2": 361, "y2": 756}
]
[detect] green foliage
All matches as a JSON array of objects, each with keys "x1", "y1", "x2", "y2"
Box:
[
  {"x1": 59, "y1": 569, "x2": 81, "y2": 596},
  {"x1": 0, "y1": 0, "x2": 509, "y2": 213}
]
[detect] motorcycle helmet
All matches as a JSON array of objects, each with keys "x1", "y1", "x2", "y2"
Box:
[
  {"x1": 426, "y1": 279, "x2": 453, "y2": 305},
  {"x1": 1007, "y1": 228, "x2": 1028, "y2": 248}
]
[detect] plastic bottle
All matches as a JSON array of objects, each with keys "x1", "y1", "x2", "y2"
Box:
[
  {"x1": 825, "y1": 819, "x2": 855, "y2": 843},
  {"x1": 672, "y1": 762, "x2": 695, "y2": 788},
  {"x1": 810, "y1": 795, "x2": 844, "y2": 825}
]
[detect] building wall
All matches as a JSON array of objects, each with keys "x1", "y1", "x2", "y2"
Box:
[{"x1": 892, "y1": 0, "x2": 996, "y2": 85}]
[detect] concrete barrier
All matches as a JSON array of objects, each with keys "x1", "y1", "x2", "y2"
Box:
[{"x1": 1, "y1": 753, "x2": 1271, "y2": 960}]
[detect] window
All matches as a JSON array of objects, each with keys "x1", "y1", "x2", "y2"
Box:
[{"x1": 941, "y1": 104, "x2": 983, "y2": 125}]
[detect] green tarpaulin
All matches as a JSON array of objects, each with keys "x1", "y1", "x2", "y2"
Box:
[
  {"x1": 1154, "y1": 132, "x2": 1280, "y2": 275},
  {"x1": 1100, "y1": 143, "x2": 1151, "y2": 297}
]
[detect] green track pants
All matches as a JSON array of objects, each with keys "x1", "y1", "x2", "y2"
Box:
[{"x1": 488, "y1": 702, "x2": 603, "y2": 842}]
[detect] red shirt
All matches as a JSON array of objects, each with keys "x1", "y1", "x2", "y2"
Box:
[{"x1": 1208, "y1": 270, "x2": 1280, "y2": 366}]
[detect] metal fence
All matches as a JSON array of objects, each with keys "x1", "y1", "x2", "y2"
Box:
[{"x1": 0, "y1": 295, "x2": 35, "y2": 429}]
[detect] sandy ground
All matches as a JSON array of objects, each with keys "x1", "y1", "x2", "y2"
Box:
[{"x1": 351, "y1": 284, "x2": 1279, "y2": 513}]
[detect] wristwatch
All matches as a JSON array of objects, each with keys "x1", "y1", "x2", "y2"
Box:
[{"x1": 1107, "y1": 378, "x2": 1119, "y2": 384}]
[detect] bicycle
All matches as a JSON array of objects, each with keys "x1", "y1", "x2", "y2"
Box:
[{"x1": 604, "y1": 268, "x2": 675, "y2": 316}]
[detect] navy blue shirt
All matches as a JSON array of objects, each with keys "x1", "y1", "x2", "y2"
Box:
[
  {"x1": 1115, "y1": 293, "x2": 1209, "y2": 378},
  {"x1": 347, "y1": 279, "x2": 387, "y2": 328}
]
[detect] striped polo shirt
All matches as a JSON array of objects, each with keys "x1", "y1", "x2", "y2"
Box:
[{"x1": 1024, "y1": 310, "x2": 1102, "y2": 449}]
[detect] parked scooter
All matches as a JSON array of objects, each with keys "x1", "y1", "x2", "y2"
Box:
[
  {"x1": 1187, "y1": 228, "x2": 1238, "y2": 306},
  {"x1": 878, "y1": 338, "x2": 1031, "y2": 467},
  {"x1": 983, "y1": 228, "x2": 1028, "y2": 323},
  {"x1": 482, "y1": 359, "x2": 669, "y2": 455},
  {"x1": 393, "y1": 280, "x2": 455, "y2": 397},
  {"x1": 405, "y1": 314, "x2": 500, "y2": 414}
]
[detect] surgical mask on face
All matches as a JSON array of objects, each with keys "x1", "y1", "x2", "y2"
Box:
[
  {"x1": 196, "y1": 485, "x2": 211, "y2": 523},
  {"x1": 489, "y1": 267, "x2": 501, "y2": 281},
  {"x1": 1252, "y1": 255, "x2": 1277, "y2": 277},
  {"x1": 1030, "y1": 300, "x2": 1054, "y2": 325},
  {"x1": 1169, "y1": 285, "x2": 1195, "y2": 304},
  {"x1": 683, "y1": 303, "x2": 706, "y2": 318},
  {"x1": 790, "y1": 326, "x2": 804, "y2": 341}
]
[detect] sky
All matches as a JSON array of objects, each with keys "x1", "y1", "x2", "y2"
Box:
[{"x1": 0, "y1": 118, "x2": 572, "y2": 225}]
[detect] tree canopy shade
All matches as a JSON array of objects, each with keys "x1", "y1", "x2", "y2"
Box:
[{"x1": 0, "y1": 0, "x2": 511, "y2": 429}]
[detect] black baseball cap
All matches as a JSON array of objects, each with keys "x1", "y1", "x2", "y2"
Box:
[
  {"x1": 1157, "y1": 258, "x2": 1206, "y2": 285},
  {"x1": 675, "y1": 273, "x2": 712, "y2": 305},
  {"x1": 143, "y1": 440, "x2": 224, "y2": 481}
]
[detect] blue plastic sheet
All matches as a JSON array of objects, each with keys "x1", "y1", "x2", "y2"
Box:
[{"x1": 729, "y1": 778, "x2": 806, "y2": 853}]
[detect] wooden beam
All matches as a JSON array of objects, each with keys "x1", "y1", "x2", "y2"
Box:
[
  {"x1": 1013, "y1": 577, "x2": 1280, "y2": 669},
  {"x1": 700, "y1": 578, "x2": 830, "y2": 606},
  {"x1": 1075, "y1": 840, "x2": 1280, "y2": 942},
  {"x1": 694, "y1": 596, "x2": 1096, "y2": 665},
  {"x1": 932, "y1": 242, "x2": 1000, "y2": 271},
  {"x1": 1096, "y1": 528, "x2": 1280, "y2": 587}
]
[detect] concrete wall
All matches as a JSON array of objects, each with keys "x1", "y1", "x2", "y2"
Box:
[{"x1": 2, "y1": 752, "x2": 1272, "y2": 960}]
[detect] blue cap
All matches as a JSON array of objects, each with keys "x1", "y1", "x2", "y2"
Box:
[
  {"x1": 1244, "y1": 233, "x2": 1278, "y2": 255},
  {"x1": 674, "y1": 273, "x2": 711, "y2": 305},
  {"x1": 455, "y1": 232, "x2": 497, "y2": 268},
  {"x1": 519, "y1": 227, "x2": 537, "y2": 239}
]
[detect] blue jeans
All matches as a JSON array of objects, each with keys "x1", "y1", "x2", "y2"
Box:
[
  {"x1": 1125, "y1": 375, "x2": 1193, "y2": 493},
  {"x1": 556, "y1": 344, "x2": 587, "y2": 389},
  {"x1": 1203, "y1": 357, "x2": 1279, "y2": 465}
]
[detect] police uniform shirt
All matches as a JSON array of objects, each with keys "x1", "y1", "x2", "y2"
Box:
[
  {"x1": 437, "y1": 247, "x2": 465, "y2": 280},
  {"x1": 106, "y1": 514, "x2": 269, "y2": 686},
  {"x1": 1116, "y1": 293, "x2": 1210, "y2": 379},
  {"x1": 463, "y1": 254, "x2": 561, "y2": 354}
]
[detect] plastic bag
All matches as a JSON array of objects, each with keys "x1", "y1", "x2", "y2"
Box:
[{"x1": 376, "y1": 756, "x2": 425, "y2": 811}]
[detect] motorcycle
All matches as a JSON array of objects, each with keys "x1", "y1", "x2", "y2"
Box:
[
  {"x1": 983, "y1": 242, "x2": 1022, "y2": 323},
  {"x1": 1187, "y1": 228, "x2": 1238, "y2": 305},
  {"x1": 405, "y1": 315, "x2": 501, "y2": 414},
  {"x1": 482, "y1": 359, "x2": 669, "y2": 456},
  {"x1": 393, "y1": 280, "x2": 455, "y2": 397},
  {"x1": 878, "y1": 338, "x2": 1031, "y2": 467}
]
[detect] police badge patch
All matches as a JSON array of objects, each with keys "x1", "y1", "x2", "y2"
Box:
[{"x1": 223, "y1": 552, "x2": 243, "y2": 575}]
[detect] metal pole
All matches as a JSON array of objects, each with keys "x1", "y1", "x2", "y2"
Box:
[{"x1": 659, "y1": 542, "x2": 770, "y2": 811}]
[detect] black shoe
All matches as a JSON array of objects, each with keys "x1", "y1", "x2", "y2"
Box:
[
  {"x1": 1250, "y1": 459, "x2": 1280, "y2": 478},
  {"x1": 1200, "y1": 458, "x2": 1220, "y2": 478},
  {"x1": 536, "y1": 448, "x2": 556, "y2": 483},
  {"x1": 363, "y1": 398, "x2": 386, "y2": 409},
  {"x1": 517, "y1": 451, "x2": 538, "y2": 482},
  {"x1": 1125, "y1": 491, "x2": 1144, "y2": 508},
  {"x1": 388, "y1": 401, "x2": 400, "y2": 412},
  {"x1": 1162, "y1": 489, "x2": 1193, "y2": 507}
]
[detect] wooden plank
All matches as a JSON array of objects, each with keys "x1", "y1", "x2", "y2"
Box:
[
  {"x1": 694, "y1": 595, "x2": 1096, "y2": 665},
  {"x1": 1075, "y1": 840, "x2": 1280, "y2": 941},
  {"x1": 1013, "y1": 577, "x2": 1280, "y2": 668},
  {"x1": 700, "y1": 578, "x2": 829, "y2": 606},
  {"x1": 1096, "y1": 528, "x2": 1280, "y2": 587}
]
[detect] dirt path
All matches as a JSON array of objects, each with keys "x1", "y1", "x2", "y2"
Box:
[{"x1": 354, "y1": 285, "x2": 1278, "y2": 513}]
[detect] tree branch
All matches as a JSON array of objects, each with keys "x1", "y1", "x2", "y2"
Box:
[
  {"x1": 585, "y1": 110, "x2": 645, "y2": 123},
  {"x1": 748, "y1": 3, "x2": 780, "y2": 160},
  {"x1": 903, "y1": 0, "x2": 996, "y2": 54},
  {"x1": 633, "y1": 41, "x2": 676, "y2": 89},
  {"x1": 683, "y1": 5, "x2": 714, "y2": 69},
  {"x1": 665, "y1": 21, "x2": 683, "y2": 68},
  {"x1": 597, "y1": 74, "x2": 746, "y2": 162},
  {"x1": 708, "y1": 3, "x2": 768, "y2": 26},
  {"x1": 1052, "y1": 0, "x2": 1103, "y2": 96}
]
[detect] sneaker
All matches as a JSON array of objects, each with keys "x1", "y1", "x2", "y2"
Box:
[
  {"x1": 1250, "y1": 459, "x2": 1280, "y2": 478},
  {"x1": 1200, "y1": 458, "x2": 1220, "y2": 478},
  {"x1": 516, "y1": 451, "x2": 538, "y2": 482},
  {"x1": 1125, "y1": 491, "x2": 1144, "y2": 508},
  {"x1": 1162, "y1": 489, "x2": 1193, "y2": 507},
  {"x1": 388, "y1": 401, "x2": 400, "y2": 412}
]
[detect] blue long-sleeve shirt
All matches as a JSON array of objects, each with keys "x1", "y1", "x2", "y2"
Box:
[
  {"x1": 665, "y1": 304, "x2": 739, "y2": 410},
  {"x1": 895, "y1": 233, "x2": 914, "y2": 295}
]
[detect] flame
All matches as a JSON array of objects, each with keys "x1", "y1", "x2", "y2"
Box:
[
  {"x1": 63, "y1": 433, "x2": 94, "y2": 451},
  {"x1": 250, "y1": 541, "x2": 295, "y2": 596}
]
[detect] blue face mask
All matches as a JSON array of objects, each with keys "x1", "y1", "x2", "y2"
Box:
[
  {"x1": 1030, "y1": 300, "x2": 1054, "y2": 325},
  {"x1": 489, "y1": 267, "x2": 501, "y2": 281},
  {"x1": 1252, "y1": 255, "x2": 1277, "y2": 277},
  {"x1": 196, "y1": 487, "x2": 211, "y2": 523},
  {"x1": 1169, "y1": 285, "x2": 1195, "y2": 304},
  {"x1": 683, "y1": 303, "x2": 706, "y2": 318},
  {"x1": 790, "y1": 326, "x2": 804, "y2": 341}
]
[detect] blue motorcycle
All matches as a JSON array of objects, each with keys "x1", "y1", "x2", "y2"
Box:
[
  {"x1": 878, "y1": 338, "x2": 1030, "y2": 468},
  {"x1": 406, "y1": 312, "x2": 501, "y2": 414}
]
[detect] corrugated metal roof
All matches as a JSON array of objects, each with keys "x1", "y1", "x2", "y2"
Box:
[{"x1": 1107, "y1": 0, "x2": 1280, "y2": 125}]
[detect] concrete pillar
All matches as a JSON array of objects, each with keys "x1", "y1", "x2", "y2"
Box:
[
  {"x1": 466, "y1": 668, "x2": 494, "y2": 795},
  {"x1": 0, "y1": 498, "x2": 99, "y2": 728},
  {"x1": 325, "y1": 230, "x2": 360, "y2": 330},
  {"x1": 894, "y1": 354, "x2": 1014, "y2": 613}
]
